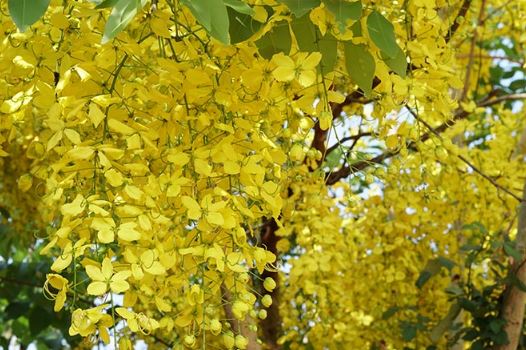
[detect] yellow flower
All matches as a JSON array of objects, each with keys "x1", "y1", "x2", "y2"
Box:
[
  {"x1": 44, "y1": 274, "x2": 68, "y2": 311},
  {"x1": 263, "y1": 277, "x2": 276, "y2": 292},
  {"x1": 69, "y1": 305, "x2": 113, "y2": 343},
  {"x1": 116, "y1": 307, "x2": 160, "y2": 334},
  {"x1": 272, "y1": 52, "x2": 322, "y2": 87},
  {"x1": 86, "y1": 257, "x2": 131, "y2": 295},
  {"x1": 50, "y1": 239, "x2": 90, "y2": 272}
]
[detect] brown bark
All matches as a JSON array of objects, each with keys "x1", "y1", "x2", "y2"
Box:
[{"x1": 494, "y1": 181, "x2": 526, "y2": 350}]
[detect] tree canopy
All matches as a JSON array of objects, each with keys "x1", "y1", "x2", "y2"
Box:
[{"x1": 0, "y1": 0, "x2": 526, "y2": 349}]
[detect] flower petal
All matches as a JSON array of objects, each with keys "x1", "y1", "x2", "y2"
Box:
[
  {"x1": 110, "y1": 279, "x2": 130, "y2": 293},
  {"x1": 85, "y1": 265, "x2": 104, "y2": 281},
  {"x1": 101, "y1": 257, "x2": 113, "y2": 280},
  {"x1": 87, "y1": 281, "x2": 108, "y2": 295}
]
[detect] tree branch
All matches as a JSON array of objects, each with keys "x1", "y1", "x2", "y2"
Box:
[
  {"x1": 325, "y1": 132, "x2": 373, "y2": 156},
  {"x1": 324, "y1": 92, "x2": 526, "y2": 185},
  {"x1": 446, "y1": 0, "x2": 472, "y2": 43},
  {"x1": 459, "y1": 0, "x2": 487, "y2": 101},
  {"x1": 409, "y1": 109, "x2": 522, "y2": 202},
  {"x1": 309, "y1": 79, "x2": 379, "y2": 167}
]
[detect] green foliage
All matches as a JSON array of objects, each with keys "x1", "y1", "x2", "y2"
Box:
[
  {"x1": 0, "y1": 257, "x2": 82, "y2": 349},
  {"x1": 382, "y1": 45, "x2": 407, "y2": 77},
  {"x1": 103, "y1": 0, "x2": 146, "y2": 43},
  {"x1": 181, "y1": 0, "x2": 230, "y2": 44},
  {"x1": 323, "y1": 0, "x2": 362, "y2": 32},
  {"x1": 367, "y1": 11, "x2": 398, "y2": 58},
  {"x1": 224, "y1": 0, "x2": 254, "y2": 15},
  {"x1": 255, "y1": 21, "x2": 292, "y2": 59},
  {"x1": 344, "y1": 42, "x2": 375, "y2": 96},
  {"x1": 7, "y1": 0, "x2": 50, "y2": 32},
  {"x1": 227, "y1": 7, "x2": 263, "y2": 44},
  {"x1": 415, "y1": 256, "x2": 455, "y2": 289},
  {"x1": 277, "y1": 0, "x2": 321, "y2": 17}
]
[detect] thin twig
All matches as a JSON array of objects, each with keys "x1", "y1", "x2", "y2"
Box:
[
  {"x1": 325, "y1": 132, "x2": 373, "y2": 156},
  {"x1": 446, "y1": 0, "x2": 472, "y2": 42},
  {"x1": 409, "y1": 108, "x2": 522, "y2": 202},
  {"x1": 460, "y1": 0, "x2": 487, "y2": 101},
  {"x1": 325, "y1": 91, "x2": 526, "y2": 185}
]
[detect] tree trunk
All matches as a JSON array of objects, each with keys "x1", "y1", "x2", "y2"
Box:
[{"x1": 494, "y1": 180, "x2": 526, "y2": 350}]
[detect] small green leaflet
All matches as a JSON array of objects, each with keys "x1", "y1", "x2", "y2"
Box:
[
  {"x1": 344, "y1": 42, "x2": 375, "y2": 96},
  {"x1": 277, "y1": 0, "x2": 321, "y2": 17},
  {"x1": 367, "y1": 11, "x2": 398, "y2": 58},
  {"x1": 8, "y1": 0, "x2": 51, "y2": 32},
  {"x1": 224, "y1": 0, "x2": 254, "y2": 15},
  {"x1": 181, "y1": 0, "x2": 230, "y2": 44},
  {"x1": 255, "y1": 22, "x2": 292, "y2": 59},
  {"x1": 323, "y1": 0, "x2": 361, "y2": 32},
  {"x1": 102, "y1": 0, "x2": 145, "y2": 44},
  {"x1": 382, "y1": 44, "x2": 407, "y2": 77}
]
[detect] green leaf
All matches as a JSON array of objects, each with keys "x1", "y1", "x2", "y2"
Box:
[
  {"x1": 462, "y1": 221, "x2": 488, "y2": 234},
  {"x1": 318, "y1": 33, "x2": 337, "y2": 72},
  {"x1": 472, "y1": 339, "x2": 484, "y2": 350},
  {"x1": 227, "y1": 8, "x2": 263, "y2": 44},
  {"x1": 102, "y1": 0, "x2": 144, "y2": 44},
  {"x1": 6, "y1": 302, "x2": 30, "y2": 320},
  {"x1": 460, "y1": 243, "x2": 480, "y2": 251},
  {"x1": 323, "y1": 0, "x2": 361, "y2": 32},
  {"x1": 367, "y1": 11, "x2": 398, "y2": 58},
  {"x1": 255, "y1": 22, "x2": 292, "y2": 59},
  {"x1": 95, "y1": 0, "x2": 120, "y2": 9},
  {"x1": 437, "y1": 256, "x2": 455, "y2": 270},
  {"x1": 181, "y1": 0, "x2": 211, "y2": 31},
  {"x1": 277, "y1": 0, "x2": 321, "y2": 17},
  {"x1": 401, "y1": 323, "x2": 417, "y2": 341},
  {"x1": 489, "y1": 319, "x2": 505, "y2": 334},
  {"x1": 493, "y1": 331, "x2": 508, "y2": 345},
  {"x1": 382, "y1": 44, "x2": 407, "y2": 77},
  {"x1": 430, "y1": 303, "x2": 461, "y2": 343},
  {"x1": 29, "y1": 307, "x2": 50, "y2": 336},
  {"x1": 445, "y1": 284, "x2": 463, "y2": 296},
  {"x1": 182, "y1": 0, "x2": 230, "y2": 44},
  {"x1": 382, "y1": 306, "x2": 400, "y2": 320},
  {"x1": 415, "y1": 258, "x2": 442, "y2": 288},
  {"x1": 8, "y1": 0, "x2": 51, "y2": 32},
  {"x1": 509, "y1": 79, "x2": 526, "y2": 91},
  {"x1": 416, "y1": 270, "x2": 433, "y2": 289},
  {"x1": 503, "y1": 241, "x2": 522, "y2": 261},
  {"x1": 344, "y1": 42, "x2": 375, "y2": 96},
  {"x1": 291, "y1": 15, "x2": 318, "y2": 52},
  {"x1": 350, "y1": 21, "x2": 362, "y2": 36},
  {"x1": 224, "y1": 0, "x2": 254, "y2": 15},
  {"x1": 289, "y1": 15, "x2": 337, "y2": 71}
]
